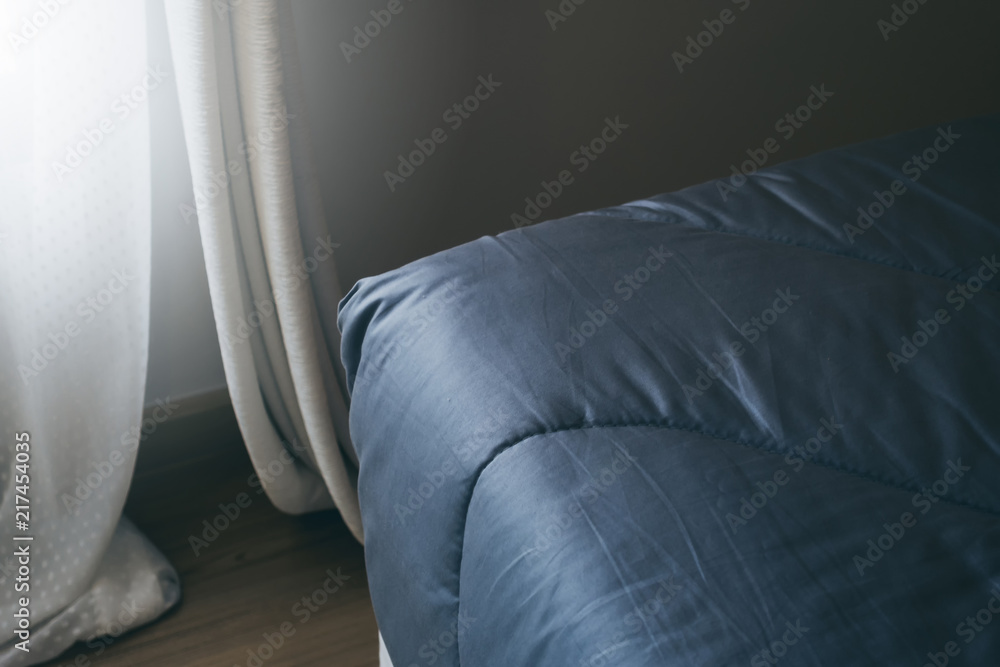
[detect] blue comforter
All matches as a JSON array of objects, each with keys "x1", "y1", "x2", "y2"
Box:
[{"x1": 339, "y1": 115, "x2": 1000, "y2": 666}]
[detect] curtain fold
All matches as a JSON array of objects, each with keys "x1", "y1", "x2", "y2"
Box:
[
  {"x1": 163, "y1": 0, "x2": 364, "y2": 541},
  {"x1": 0, "y1": 1, "x2": 179, "y2": 664}
]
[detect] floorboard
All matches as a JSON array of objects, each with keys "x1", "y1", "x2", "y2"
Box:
[{"x1": 40, "y1": 404, "x2": 378, "y2": 667}]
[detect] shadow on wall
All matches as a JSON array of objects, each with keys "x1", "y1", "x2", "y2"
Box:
[
  {"x1": 288, "y1": 0, "x2": 1000, "y2": 289},
  {"x1": 144, "y1": 0, "x2": 1000, "y2": 405},
  {"x1": 146, "y1": 0, "x2": 227, "y2": 404}
]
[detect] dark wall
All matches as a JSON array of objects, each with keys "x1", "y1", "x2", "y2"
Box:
[{"x1": 290, "y1": 0, "x2": 1000, "y2": 289}]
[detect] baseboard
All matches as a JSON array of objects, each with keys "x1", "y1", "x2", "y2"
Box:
[
  {"x1": 143, "y1": 385, "x2": 230, "y2": 423},
  {"x1": 135, "y1": 384, "x2": 242, "y2": 476}
]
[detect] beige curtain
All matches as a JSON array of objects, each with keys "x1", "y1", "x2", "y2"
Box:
[{"x1": 163, "y1": 0, "x2": 363, "y2": 541}]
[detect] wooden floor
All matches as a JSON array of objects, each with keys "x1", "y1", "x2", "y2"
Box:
[{"x1": 41, "y1": 404, "x2": 378, "y2": 667}]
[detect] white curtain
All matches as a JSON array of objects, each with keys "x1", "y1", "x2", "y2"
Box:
[
  {"x1": 163, "y1": 0, "x2": 363, "y2": 541},
  {"x1": 0, "y1": 1, "x2": 179, "y2": 665}
]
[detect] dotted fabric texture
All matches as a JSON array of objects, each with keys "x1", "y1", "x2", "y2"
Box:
[{"x1": 0, "y1": 1, "x2": 179, "y2": 665}]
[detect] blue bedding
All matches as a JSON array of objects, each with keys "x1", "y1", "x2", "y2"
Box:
[{"x1": 338, "y1": 115, "x2": 1000, "y2": 666}]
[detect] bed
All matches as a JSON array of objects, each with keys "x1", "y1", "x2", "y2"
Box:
[{"x1": 339, "y1": 115, "x2": 1000, "y2": 666}]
